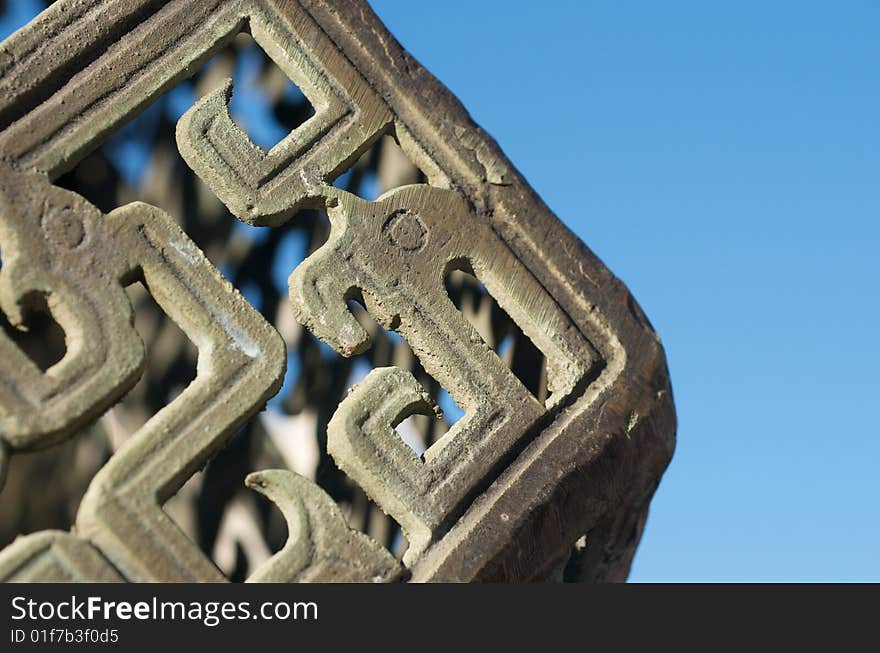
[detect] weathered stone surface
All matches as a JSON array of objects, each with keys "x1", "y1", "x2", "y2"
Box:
[
  {"x1": 0, "y1": 0, "x2": 675, "y2": 582},
  {"x1": 0, "y1": 531, "x2": 123, "y2": 583},
  {"x1": 246, "y1": 469, "x2": 402, "y2": 582}
]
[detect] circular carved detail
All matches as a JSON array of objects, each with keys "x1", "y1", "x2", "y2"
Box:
[
  {"x1": 384, "y1": 209, "x2": 427, "y2": 251},
  {"x1": 41, "y1": 205, "x2": 85, "y2": 249}
]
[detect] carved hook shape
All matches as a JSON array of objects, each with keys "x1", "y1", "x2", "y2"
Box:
[
  {"x1": 245, "y1": 469, "x2": 402, "y2": 583},
  {"x1": 328, "y1": 367, "x2": 442, "y2": 565},
  {"x1": 176, "y1": 62, "x2": 391, "y2": 226}
]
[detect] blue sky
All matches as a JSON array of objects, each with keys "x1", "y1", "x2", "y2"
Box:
[
  {"x1": 368, "y1": 1, "x2": 879, "y2": 581},
  {"x1": 3, "y1": 2, "x2": 877, "y2": 581}
]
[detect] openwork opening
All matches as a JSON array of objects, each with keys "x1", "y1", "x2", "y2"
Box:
[
  {"x1": 224, "y1": 32, "x2": 316, "y2": 152},
  {"x1": 99, "y1": 281, "x2": 198, "y2": 449},
  {"x1": 0, "y1": 423, "x2": 107, "y2": 550},
  {"x1": 346, "y1": 298, "x2": 465, "y2": 447},
  {"x1": 0, "y1": 243, "x2": 66, "y2": 371},
  {"x1": 445, "y1": 264, "x2": 549, "y2": 404},
  {"x1": 0, "y1": 290, "x2": 66, "y2": 372},
  {"x1": 330, "y1": 297, "x2": 466, "y2": 559},
  {"x1": 333, "y1": 132, "x2": 429, "y2": 202},
  {"x1": 55, "y1": 30, "x2": 317, "y2": 216}
]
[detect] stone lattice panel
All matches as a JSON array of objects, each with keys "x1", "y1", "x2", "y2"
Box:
[{"x1": 0, "y1": 0, "x2": 675, "y2": 582}]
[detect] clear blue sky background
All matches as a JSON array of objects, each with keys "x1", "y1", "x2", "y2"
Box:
[{"x1": 3, "y1": 2, "x2": 877, "y2": 581}]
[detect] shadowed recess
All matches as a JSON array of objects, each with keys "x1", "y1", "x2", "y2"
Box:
[{"x1": 0, "y1": 289, "x2": 67, "y2": 372}]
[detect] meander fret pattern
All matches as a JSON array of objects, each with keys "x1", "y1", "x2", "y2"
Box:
[{"x1": 0, "y1": 0, "x2": 675, "y2": 582}]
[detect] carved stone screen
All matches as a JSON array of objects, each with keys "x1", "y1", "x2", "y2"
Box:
[{"x1": 0, "y1": 0, "x2": 675, "y2": 582}]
